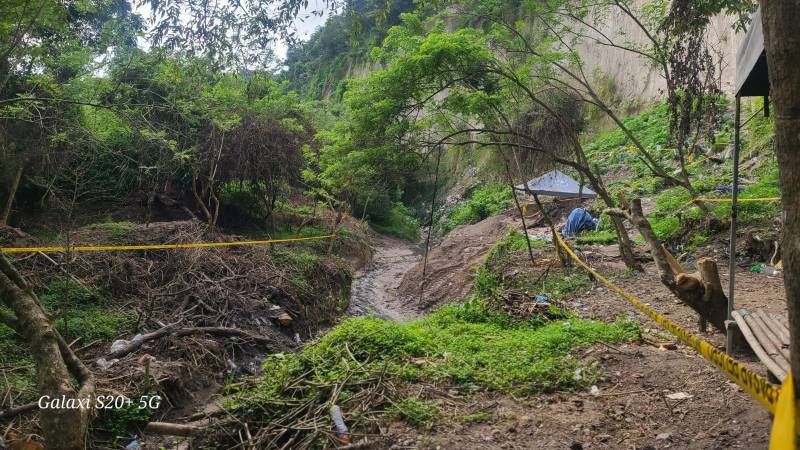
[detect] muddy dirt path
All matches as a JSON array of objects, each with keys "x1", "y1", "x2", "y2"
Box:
[{"x1": 347, "y1": 234, "x2": 421, "y2": 322}]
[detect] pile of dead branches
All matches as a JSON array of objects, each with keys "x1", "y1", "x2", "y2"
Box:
[
  {"x1": 0, "y1": 220, "x2": 360, "y2": 429},
  {"x1": 206, "y1": 361, "x2": 396, "y2": 449}
]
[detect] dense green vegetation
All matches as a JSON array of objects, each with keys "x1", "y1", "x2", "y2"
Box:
[
  {"x1": 231, "y1": 228, "x2": 637, "y2": 436},
  {"x1": 437, "y1": 182, "x2": 513, "y2": 234},
  {"x1": 234, "y1": 301, "x2": 637, "y2": 429},
  {"x1": 0, "y1": 0, "x2": 782, "y2": 448}
]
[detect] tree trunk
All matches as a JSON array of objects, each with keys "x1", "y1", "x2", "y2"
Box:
[
  {"x1": 0, "y1": 256, "x2": 95, "y2": 449},
  {"x1": 1, "y1": 165, "x2": 23, "y2": 226},
  {"x1": 608, "y1": 199, "x2": 728, "y2": 332},
  {"x1": 759, "y1": 1, "x2": 800, "y2": 398}
]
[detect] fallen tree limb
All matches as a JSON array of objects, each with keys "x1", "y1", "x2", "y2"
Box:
[
  {"x1": 0, "y1": 402, "x2": 37, "y2": 420},
  {"x1": 106, "y1": 323, "x2": 293, "y2": 359},
  {"x1": 144, "y1": 422, "x2": 204, "y2": 436}
]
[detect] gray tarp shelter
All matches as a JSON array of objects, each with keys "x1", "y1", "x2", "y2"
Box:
[{"x1": 515, "y1": 170, "x2": 597, "y2": 199}]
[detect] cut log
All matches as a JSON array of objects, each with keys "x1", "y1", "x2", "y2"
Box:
[{"x1": 607, "y1": 200, "x2": 728, "y2": 333}]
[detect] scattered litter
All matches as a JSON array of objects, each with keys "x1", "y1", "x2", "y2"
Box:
[
  {"x1": 109, "y1": 339, "x2": 129, "y2": 354},
  {"x1": 751, "y1": 264, "x2": 781, "y2": 276},
  {"x1": 125, "y1": 440, "x2": 141, "y2": 450},
  {"x1": 293, "y1": 332, "x2": 301, "y2": 344},
  {"x1": 590, "y1": 385, "x2": 600, "y2": 396},
  {"x1": 522, "y1": 230, "x2": 553, "y2": 243},
  {"x1": 276, "y1": 312, "x2": 293, "y2": 326},
  {"x1": 95, "y1": 357, "x2": 118, "y2": 370},
  {"x1": 572, "y1": 301, "x2": 587, "y2": 310},
  {"x1": 535, "y1": 294, "x2": 550, "y2": 303},
  {"x1": 573, "y1": 368, "x2": 584, "y2": 381},
  {"x1": 666, "y1": 392, "x2": 693, "y2": 400},
  {"x1": 330, "y1": 405, "x2": 349, "y2": 444}
]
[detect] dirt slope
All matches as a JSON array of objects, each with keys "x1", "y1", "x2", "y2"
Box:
[
  {"x1": 398, "y1": 211, "x2": 518, "y2": 310},
  {"x1": 382, "y1": 235, "x2": 783, "y2": 449}
]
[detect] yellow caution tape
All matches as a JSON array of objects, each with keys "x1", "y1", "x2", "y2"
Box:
[
  {"x1": 554, "y1": 234, "x2": 781, "y2": 413},
  {"x1": 0, "y1": 234, "x2": 335, "y2": 254},
  {"x1": 771, "y1": 374, "x2": 797, "y2": 450}
]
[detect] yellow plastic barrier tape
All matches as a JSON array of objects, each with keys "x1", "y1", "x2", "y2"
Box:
[
  {"x1": 770, "y1": 374, "x2": 797, "y2": 450},
  {"x1": 0, "y1": 234, "x2": 335, "y2": 254},
  {"x1": 554, "y1": 234, "x2": 780, "y2": 413}
]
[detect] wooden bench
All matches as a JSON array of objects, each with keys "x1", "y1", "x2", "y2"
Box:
[{"x1": 732, "y1": 309, "x2": 791, "y2": 381}]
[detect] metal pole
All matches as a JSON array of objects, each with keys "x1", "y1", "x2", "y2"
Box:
[{"x1": 727, "y1": 95, "x2": 741, "y2": 353}]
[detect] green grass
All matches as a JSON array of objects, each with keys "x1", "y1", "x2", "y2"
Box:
[
  {"x1": 0, "y1": 279, "x2": 133, "y2": 405},
  {"x1": 38, "y1": 278, "x2": 133, "y2": 341},
  {"x1": 240, "y1": 301, "x2": 637, "y2": 407},
  {"x1": 585, "y1": 102, "x2": 673, "y2": 178},
  {"x1": 370, "y1": 202, "x2": 420, "y2": 241},
  {"x1": 481, "y1": 230, "x2": 592, "y2": 301},
  {"x1": 576, "y1": 230, "x2": 617, "y2": 245},
  {"x1": 86, "y1": 220, "x2": 137, "y2": 242},
  {"x1": 391, "y1": 398, "x2": 439, "y2": 429},
  {"x1": 462, "y1": 410, "x2": 493, "y2": 423},
  {"x1": 438, "y1": 182, "x2": 513, "y2": 235}
]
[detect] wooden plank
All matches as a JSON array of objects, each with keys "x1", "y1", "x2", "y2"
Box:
[
  {"x1": 757, "y1": 310, "x2": 791, "y2": 345},
  {"x1": 750, "y1": 312, "x2": 791, "y2": 362},
  {"x1": 742, "y1": 312, "x2": 792, "y2": 376},
  {"x1": 732, "y1": 310, "x2": 787, "y2": 381}
]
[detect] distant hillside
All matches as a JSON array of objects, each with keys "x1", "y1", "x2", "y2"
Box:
[{"x1": 281, "y1": 0, "x2": 415, "y2": 101}]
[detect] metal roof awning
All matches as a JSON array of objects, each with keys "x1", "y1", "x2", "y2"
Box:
[
  {"x1": 515, "y1": 170, "x2": 597, "y2": 199},
  {"x1": 736, "y1": 8, "x2": 770, "y2": 97}
]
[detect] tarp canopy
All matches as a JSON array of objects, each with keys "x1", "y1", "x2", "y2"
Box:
[
  {"x1": 515, "y1": 170, "x2": 597, "y2": 198},
  {"x1": 736, "y1": 7, "x2": 769, "y2": 97}
]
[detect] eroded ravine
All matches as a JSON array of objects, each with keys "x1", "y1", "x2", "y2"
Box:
[{"x1": 347, "y1": 234, "x2": 421, "y2": 322}]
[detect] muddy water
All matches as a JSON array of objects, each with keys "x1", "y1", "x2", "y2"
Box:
[{"x1": 347, "y1": 234, "x2": 422, "y2": 322}]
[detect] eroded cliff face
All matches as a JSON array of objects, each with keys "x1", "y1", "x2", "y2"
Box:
[
  {"x1": 575, "y1": 3, "x2": 745, "y2": 100},
  {"x1": 337, "y1": 3, "x2": 745, "y2": 103}
]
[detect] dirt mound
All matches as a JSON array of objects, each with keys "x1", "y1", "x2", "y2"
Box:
[{"x1": 398, "y1": 211, "x2": 518, "y2": 310}]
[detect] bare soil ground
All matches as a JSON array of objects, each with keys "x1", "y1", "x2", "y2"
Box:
[
  {"x1": 381, "y1": 217, "x2": 783, "y2": 449},
  {"x1": 386, "y1": 342, "x2": 770, "y2": 449},
  {"x1": 397, "y1": 211, "x2": 518, "y2": 310}
]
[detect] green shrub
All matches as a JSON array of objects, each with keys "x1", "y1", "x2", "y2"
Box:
[
  {"x1": 244, "y1": 301, "x2": 638, "y2": 404},
  {"x1": 38, "y1": 278, "x2": 132, "y2": 341},
  {"x1": 440, "y1": 182, "x2": 512, "y2": 234},
  {"x1": 650, "y1": 216, "x2": 682, "y2": 241},
  {"x1": 576, "y1": 230, "x2": 617, "y2": 245},
  {"x1": 86, "y1": 221, "x2": 136, "y2": 241},
  {"x1": 370, "y1": 202, "x2": 420, "y2": 241}
]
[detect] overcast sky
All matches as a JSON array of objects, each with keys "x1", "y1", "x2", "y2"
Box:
[{"x1": 131, "y1": 0, "x2": 331, "y2": 62}]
